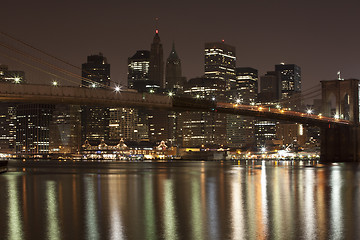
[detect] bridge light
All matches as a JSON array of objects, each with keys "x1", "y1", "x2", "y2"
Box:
[
  {"x1": 14, "y1": 77, "x2": 21, "y2": 84},
  {"x1": 306, "y1": 109, "x2": 313, "y2": 114},
  {"x1": 52, "y1": 81, "x2": 58, "y2": 86},
  {"x1": 114, "y1": 85, "x2": 121, "y2": 92}
]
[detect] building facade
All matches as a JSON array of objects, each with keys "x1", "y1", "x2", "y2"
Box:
[
  {"x1": 149, "y1": 29, "x2": 164, "y2": 89},
  {"x1": 204, "y1": 41, "x2": 236, "y2": 92},
  {"x1": 128, "y1": 50, "x2": 150, "y2": 92},
  {"x1": 81, "y1": 53, "x2": 110, "y2": 145}
]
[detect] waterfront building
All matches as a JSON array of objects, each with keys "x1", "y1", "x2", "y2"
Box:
[
  {"x1": 180, "y1": 77, "x2": 227, "y2": 147},
  {"x1": 16, "y1": 104, "x2": 54, "y2": 154},
  {"x1": 149, "y1": 29, "x2": 164, "y2": 89},
  {"x1": 49, "y1": 105, "x2": 81, "y2": 154},
  {"x1": 109, "y1": 107, "x2": 139, "y2": 142},
  {"x1": 227, "y1": 67, "x2": 258, "y2": 148},
  {"x1": 127, "y1": 50, "x2": 150, "y2": 92},
  {"x1": 204, "y1": 41, "x2": 236, "y2": 92},
  {"x1": 0, "y1": 65, "x2": 25, "y2": 153},
  {"x1": 276, "y1": 123, "x2": 307, "y2": 148},
  {"x1": 254, "y1": 120, "x2": 277, "y2": 150},
  {"x1": 81, "y1": 53, "x2": 110, "y2": 145}
]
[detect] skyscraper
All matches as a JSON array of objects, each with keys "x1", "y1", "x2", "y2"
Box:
[
  {"x1": 128, "y1": 50, "x2": 150, "y2": 92},
  {"x1": 204, "y1": 41, "x2": 236, "y2": 91},
  {"x1": 16, "y1": 104, "x2": 54, "y2": 154},
  {"x1": 227, "y1": 68, "x2": 258, "y2": 148},
  {"x1": 180, "y1": 77, "x2": 227, "y2": 147},
  {"x1": 0, "y1": 65, "x2": 25, "y2": 153},
  {"x1": 275, "y1": 63, "x2": 301, "y2": 109},
  {"x1": 81, "y1": 53, "x2": 110, "y2": 144},
  {"x1": 165, "y1": 43, "x2": 185, "y2": 92},
  {"x1": 149, "y1": 29, "x2": 164, "y2": 89}
]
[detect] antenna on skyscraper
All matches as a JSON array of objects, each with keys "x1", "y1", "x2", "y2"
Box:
[{"x1": 155, "y1": 17, "x2": 160, "y2": 33}]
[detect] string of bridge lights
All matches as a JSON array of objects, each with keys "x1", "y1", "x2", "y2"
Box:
[{"x1": 0, "y1": 30, "x2": 124, "y2": 93}]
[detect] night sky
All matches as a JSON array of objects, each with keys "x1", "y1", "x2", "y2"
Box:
[{"x1": 1, "y1": 1, "x2": 360, "y2": 94}]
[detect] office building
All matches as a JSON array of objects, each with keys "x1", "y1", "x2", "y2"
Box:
[
  {"x1": 165, "y1": 43, "x2": 185, "y2": 92},
  {"x1": 204, "y1": 41, "x2": 236, "y2": 92},
  {"x1": 149, "y1": 29, "x2": 164, "y2": 89},
  {"x1": 275, "y1": 63, "x2": 302, "y2": 109},
  {"x1": 49, "y1": 105, "x2": 81, "y2": 154},
  {"x1": 128, "y1": 50, "x2": 150, "y2": 92},
  {"x1": 180, "y1": 77, "x2": 227, "y2": 147},
  {"x1": 16, "y1": 104, "x2": 54, "y2": 154},
  {"x1": 227, "y1": 68, "x2": 258, "y2": 148},
  {"x1": 81, "y1": 53, "x2": 110, "y2": 145}
]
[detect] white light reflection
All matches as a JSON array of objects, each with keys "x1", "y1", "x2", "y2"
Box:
[
  {"x1": 304, "y1": 169, "x2": 316, "y2": 239},
  {"x1": 190, "y1": 177, "x2": 204, "y2": 239},
  {"x1": 231, "y1": 168, "x2": 245, "y2": 240},
  {"x1": 7, "y1": 176, "x2": 24, "y2": 240},
  {"x1": 261, "y1": 161, "x2": 269, "y2": 235},
  {"x1": 144, "y1": 176, "x2": 156, "y2": 240},
  {"x1": 46, "y1": 181, "x2": 61, "y2": 240},
  {"x1": 163, "y1": 180, "x2": 178, "y2": 240},
  {"x1": 330, "y1": 167, "x2": 343, "y2": 239},
  {"x1": 84, "y1": 177, "x2": 99, "y2": 240},
  {"x1": 207, "y1": 181, "x2": 220, "y2": 239},
  {"x1": 108, "y1": 176, "x2": 124, "y2": 240}
]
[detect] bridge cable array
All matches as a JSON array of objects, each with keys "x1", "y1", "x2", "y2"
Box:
[{"x1": 0, "y1": 30, "x2": 126, "y2": 90}]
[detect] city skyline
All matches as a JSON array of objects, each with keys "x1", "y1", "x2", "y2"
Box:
[{"x1": 0, "y1": 1, "x2": 359, "y2": 91}]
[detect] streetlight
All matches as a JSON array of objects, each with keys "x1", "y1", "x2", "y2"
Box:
[
  {"x1": 52, "y1": 81, "x2": 58, "y2": 86},
  {"x1": 91, "y1": 83, "x2": 96, "y2": 88},
  {"x1": 168, "y1": 91, "x2": 174, "y2": 97},
  {"x1": 114, "y1": 85, "x2": 121, "y2": 92},
  {"x1": 306, "y1": 109, "x2": 313, "y2": 114},
  {"x1": 14, "y1": 77, "x2": 21, "y2": 84}
]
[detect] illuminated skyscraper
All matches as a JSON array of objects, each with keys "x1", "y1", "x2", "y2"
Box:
[
  {"x1": 149, "y1": 29, "x2": 164, "y2": 89},
  {"x1": 180, "y1": 77, "x2": 227, "y2": 147},
  {"x1": 275, "y1": 63, "x2": 301, "y2": 109},
  {"x1": 227, "y1": 68, "x2": 258, "y2": 148},
  {"x1": 16, "y1": 104, "x2": 54, "y2": 154},
  {"x1": 204, "y1": 41, "x2": 236, "y2": 91},
  {"x1": 81, "y1": 53, "x2": 110, "y2": 144},
  {"x1": 128, "y1": 50, "x2": 150, "y2": 92},
  {"x1": 0, "y1": 65, "x2": 25, "y2": 153}
]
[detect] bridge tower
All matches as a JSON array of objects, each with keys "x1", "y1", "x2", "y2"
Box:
[{"x1": 321, "y1": 79, "x2": 360, "y2": 162}]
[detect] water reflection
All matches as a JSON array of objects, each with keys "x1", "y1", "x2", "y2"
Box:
[{"x1": 0, "y1": 160, "x2": 359, "y2": 239}]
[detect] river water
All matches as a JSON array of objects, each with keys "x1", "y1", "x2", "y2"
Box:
[{"x1": 0, "y1": 160, "x2": 359, "y2": 240}]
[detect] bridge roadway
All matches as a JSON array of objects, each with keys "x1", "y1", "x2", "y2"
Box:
[{"x1": 0, "y1": 82, "x2": 351, "y2": 127}]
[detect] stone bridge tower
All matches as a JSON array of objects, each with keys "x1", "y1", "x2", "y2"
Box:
[{"x1": 321, "y1": 79, "x2": 360, "y2": 162}]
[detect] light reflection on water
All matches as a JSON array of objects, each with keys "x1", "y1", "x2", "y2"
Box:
[{"x1": 0, "y1": 160, "x2": 359, "y2": 239}]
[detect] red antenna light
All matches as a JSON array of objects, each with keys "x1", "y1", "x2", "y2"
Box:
[
  {"x1": 222, "y1": 39, "x2": 225, "y2": 43},
  {"x1": 156, "y1": 29, "x2": 159, "y2": 34}
]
